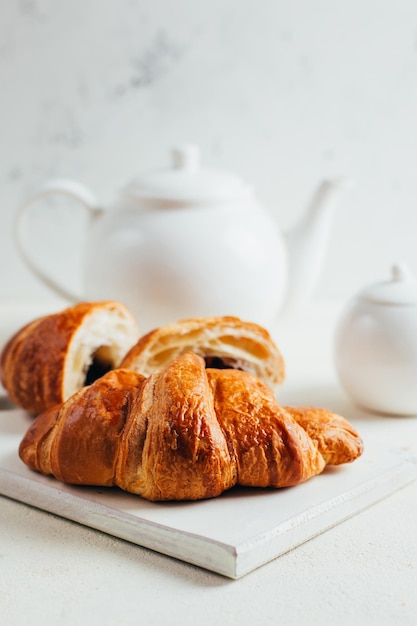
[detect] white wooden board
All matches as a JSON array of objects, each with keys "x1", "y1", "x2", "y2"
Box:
[{"x1": 0, "y1": 407, "x2": 416, "y2": 579}]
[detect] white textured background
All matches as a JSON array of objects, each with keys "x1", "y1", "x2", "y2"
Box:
[{"x1": 1, "y1": 0, "x2": 417, "y2": 304}]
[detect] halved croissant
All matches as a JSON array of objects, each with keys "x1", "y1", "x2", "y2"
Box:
[
  {"x1": 120, "y1": 315, "x2": 285, "y2": 390},
  {"x1": 19, "y1": 352, "x2": 364, "y2": 501},
  {"x1": 0, "y1": 301, "x2": 139, "y2": 414}
]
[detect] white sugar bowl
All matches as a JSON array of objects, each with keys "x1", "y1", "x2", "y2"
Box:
[{"x1": 334, "y1": 262, "x2": 417, "y2": 416}]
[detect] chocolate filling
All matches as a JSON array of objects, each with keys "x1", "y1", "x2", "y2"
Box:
[
  {"x1": 204, "y1": 356, "x2": 244, "y2": 371},
  {"x1": 85, "y1": 353, "x2": 113, "y2": 385}
]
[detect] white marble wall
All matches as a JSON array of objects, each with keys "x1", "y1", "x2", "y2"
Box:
[{"x1": 1, "y1": 0, "x2": 417, "y2": 304}]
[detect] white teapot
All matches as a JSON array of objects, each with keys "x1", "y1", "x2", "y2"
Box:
[
  {"x1": 334, "y1": 262, "x2": 417, "y2": 416},
  {"x1": 16, "y1": 145, "x2": 346, "y2": 331}
]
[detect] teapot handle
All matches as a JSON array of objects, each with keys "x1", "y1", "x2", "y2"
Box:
[{"x1": 15, "y1": 179, "x2": 100, "y2": 302}]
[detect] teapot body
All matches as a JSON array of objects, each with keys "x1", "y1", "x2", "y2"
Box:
[
  {"x1": 83, "y1": 198, "x2": 287, "y2": 331},
  {"x1": 335, "y1": 295, "x2": 417, "y2": 416},
  {"x1": 15, "y1": 146, "x2": 343, "y2": 331}
]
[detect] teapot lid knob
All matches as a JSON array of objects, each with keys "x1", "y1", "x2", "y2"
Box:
[
  {"x1": 392, "y1": 262, "x2": 414, "y2": 283},
  {"x1": 171, "y1": 144, "x2": 200, "y2": 172}
]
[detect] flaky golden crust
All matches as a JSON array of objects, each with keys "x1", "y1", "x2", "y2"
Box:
[
  {"x1": 284, "y1": 406, "x2": 364, "y2": 465},
  {"x1": 207, "y1": 369, "x2": 326, "y2": 488},
  {"x1": 116, "y1": 355, "x2": 235, "y2": 500},
  {"x1": 19, "y1": 369, "x2": 146, "y2": 485},
  {"x1": 1, "y1": 315, "x2": 72, "y2": 414},
  {"x1": 120, "y1": 315, "x2": 285, "y2": 389},
  {"x1": 0, "y1": 301, "x2": 139, "y2": 414},
  {"x1": 19, "y1": 352, "x2": 364, "y2": 501}
]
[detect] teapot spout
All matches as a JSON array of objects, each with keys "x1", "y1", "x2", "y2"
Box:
[{"x1": 282, "y1": 178, "x2": 352, "y2": 316}]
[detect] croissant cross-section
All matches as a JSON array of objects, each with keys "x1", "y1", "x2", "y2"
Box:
[
  {"x1": 0, "y1": 301, "x2": 139, "y2": 414},
  {"x1": 19, "y1": 352, "x2": 364, "y2": 501},
  {"x1": 120, "y1": 315, "x2": 285, "y2": 390}
]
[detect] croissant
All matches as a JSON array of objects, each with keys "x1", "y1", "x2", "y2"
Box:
[
  {"x1": 0, "y1": 301, "x2": 139, "y2": 414},
  {"x1": 120, "y1": 315, "x2": 285, "y2": 390},
  {"x1": 19, "y1": 352, "x2": 364, "y2": 501}
]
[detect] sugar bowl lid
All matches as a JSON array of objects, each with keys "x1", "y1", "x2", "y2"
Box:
[{"x1": 358, "y1": 262, "x2": 417, "y2": 305}]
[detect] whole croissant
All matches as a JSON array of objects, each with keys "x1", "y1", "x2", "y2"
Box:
[{"x1": 19, "y1": 352, "x2": 364, "y2": 501}]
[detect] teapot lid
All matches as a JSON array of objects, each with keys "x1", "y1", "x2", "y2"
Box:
[
  {"x1": 123, "y1": 145, "x2": 252, "y2": 204},
  {"x1": 359, "y1": 262, "x2": 417, "y2": 305}
]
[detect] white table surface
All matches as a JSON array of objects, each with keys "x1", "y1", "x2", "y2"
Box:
[{"x1": 1, "y1": 300, "x2": 417, "y2": 626}]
